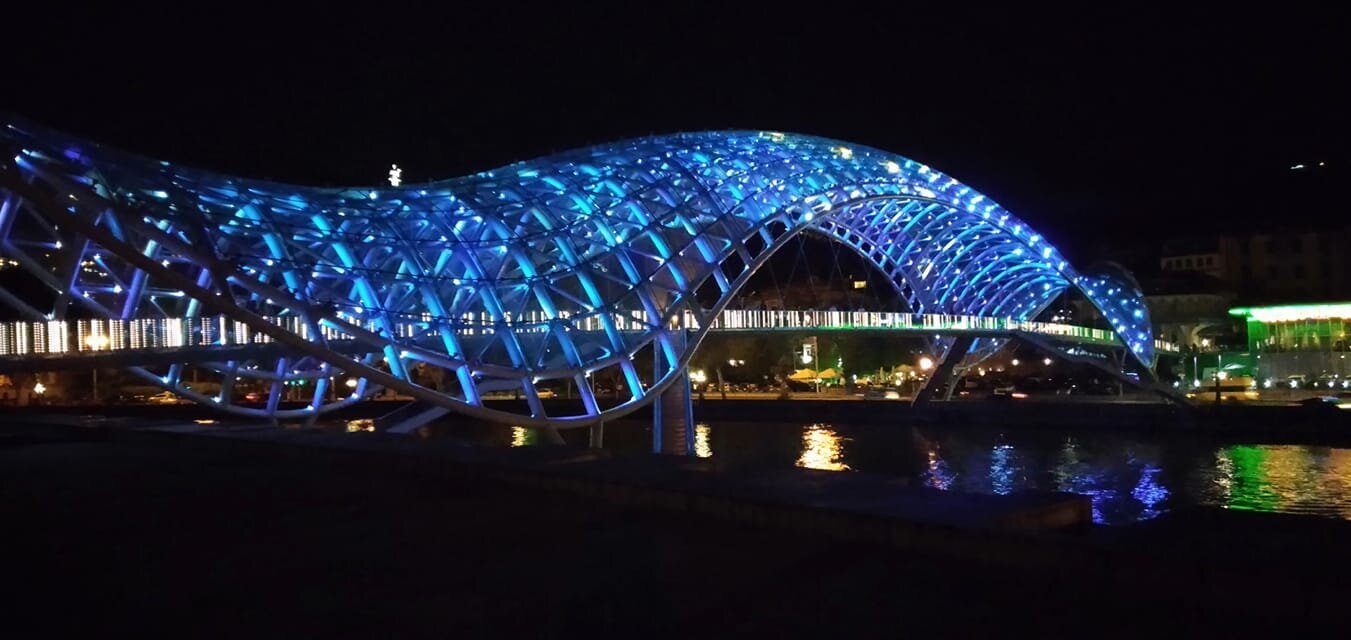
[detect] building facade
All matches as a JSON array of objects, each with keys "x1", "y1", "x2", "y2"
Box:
[
  {"x1": 1230, "y1": 303, "x2": 1351, "y2": 384},
  {"x1": 1161, "y1": 229, "x2": 1351, "y2": 303}
]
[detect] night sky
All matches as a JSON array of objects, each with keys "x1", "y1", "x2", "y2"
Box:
[{"x1": 6, "y1": 6, "x2": 1347, "y2": 261}]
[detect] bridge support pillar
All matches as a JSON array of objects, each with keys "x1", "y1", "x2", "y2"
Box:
[
  {"x1": 588, "y1": 421, "x2": 604, "y2": 449},
  {"x1": 653, "y1": 369, "x2": 695, "y2": 456},
  {"x1": 912, "y1": 336, "x2": 975, "y2": 407}
]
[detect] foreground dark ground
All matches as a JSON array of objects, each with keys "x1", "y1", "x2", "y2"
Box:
[{"x1": 3, "y1": 421, "x2": 1346, "y2": 637}]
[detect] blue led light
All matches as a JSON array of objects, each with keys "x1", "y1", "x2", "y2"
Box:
[{"x1": 0, "y1": 122, "x2": 1158, "y2": 425}]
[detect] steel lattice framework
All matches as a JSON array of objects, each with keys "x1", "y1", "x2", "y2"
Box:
[{"x1": 0, "y1": 119, "x2": 1155, "y2": 426}]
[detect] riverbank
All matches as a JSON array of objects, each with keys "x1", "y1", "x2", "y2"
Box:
[
  {"x1": 4, "y1": 417, "x2": 1349, "y2": 635},
  {"x1": 13, "y1": 394, "x2": 1351, "y2": 445}
]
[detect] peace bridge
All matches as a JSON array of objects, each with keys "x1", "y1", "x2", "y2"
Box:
[{"x1": 0, "y1": 118, "x2": 1184, "y2": 447}]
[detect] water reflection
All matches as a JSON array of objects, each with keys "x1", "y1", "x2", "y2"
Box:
[
  {"x1": 924, "y1": 449, "x2": 954, "y2": 490},
  {"x1": 509, "y1": 426, "x2": 534, "y2": 447},
  {"x1": 1131, "y1": 464, "x2": 1169, "y2": 519},
  {"x1": 331, "y1": 416, "x2": 1351, "y2": 525},
  {"x1": 345, "y1": 419, "x2": 375, "y2": 433},
  {"x1": 796, "y1": 424, "x2": 850, "y2": 471},
  {"x1": 694, "y1": 424, "x2": 712, "y2": 459},
  {"x1": 787, "y1": 426, "x2": 1351, "y2": 524},
  {"x1": 1219, "y1": 444, "x2": 1351, "y2": 517},
  {"x1": 988, "y1": 444, "x2": 1018, "y2": 495}
]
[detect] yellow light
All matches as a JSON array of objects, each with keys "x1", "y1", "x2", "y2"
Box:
[
  {"x1": 883, "y1": 161, "x2": 901, "y2": 174},
  {"x1": 832, "y1": 146, "x2": 854, "y2": 160},
  {"x1": 84, "y1": 334, "x2": 110, "y2": 350},
  {"x1": 796, "y1": 424, "x2": 849, "y2": 471},
  {"x1": 510, "y1": 426, "x2": 529, "y2": 447},
  {"x1": 694, "y1": 424, "x2": 712, "y2": 459},
  {"x1": 345, "y1": 419, "x2": 375, "y2": 433},
  {"x1": 1043, "y1": 357, "x2": 1053, "y2": 366},
  {"x1": 918, "y1": 356, "x2": 934, "y2": 371},
  {"x1": 345, "y1": 378, "x2": 359, "y2": 389},
  {"x1": 32, "y1": 382, "x2": 46, "y2": 395}
]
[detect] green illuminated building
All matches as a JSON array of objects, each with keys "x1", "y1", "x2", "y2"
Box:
[{"x1": 1229, "y1": 303, "x2": 1351, "y2": 383}]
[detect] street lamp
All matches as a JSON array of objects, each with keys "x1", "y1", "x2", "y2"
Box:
[
  {"x1": 345, "y1": 378, "x2": 359, "y2": 389},
  {"x1": 918, "y1": 356, "x2": 934, "y2": 372},
  {"x1": 1011, "y1": 358, "x2": 1020, "y2": 367},
  {"x1": 1043, "y1": 357, "x2": 1053, "y2": 366}
]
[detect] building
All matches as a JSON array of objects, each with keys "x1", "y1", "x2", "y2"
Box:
[
  {"x1": 1229, "y1": 302, "x2": 1351, "y2": 384},
  {"x1": 1160, "y1": 229, "x2": 1351, "y2": 303},
  {"x1": 1160, "y1": 251, "x2": 1224, "y2": 280},
  {"x1": 1146, "y1": 289, "x2": 1236, "y2": 352}
]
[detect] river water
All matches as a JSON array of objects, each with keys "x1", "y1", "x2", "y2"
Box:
[{"x1": 337, "y1": 418, "x2": 1351, "y2": 525}]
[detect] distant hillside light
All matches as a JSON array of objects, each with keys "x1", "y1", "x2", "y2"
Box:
[{"x1": 388, "y1": 164, "x2": 403, "y2": 187}]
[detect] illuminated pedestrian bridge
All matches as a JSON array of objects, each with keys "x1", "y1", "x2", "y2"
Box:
[
  {"x1": 0, "y1": 310, "x2": 1179, "y2": 362},
  {"x1": 0, "y1": 118, "x2": 1168, "y2": 427}
]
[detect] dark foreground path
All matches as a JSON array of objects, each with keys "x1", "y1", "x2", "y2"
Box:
[{"x1": 3, "y1": 422, "x2": 1346, "y2": 638}]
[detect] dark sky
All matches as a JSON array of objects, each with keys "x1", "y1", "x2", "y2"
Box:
[{"x1": 6, "y1": 5, "x2": 1347, "y2": 260}]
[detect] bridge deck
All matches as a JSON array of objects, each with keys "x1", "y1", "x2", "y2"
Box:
[{"x1": 0, "y1": 309, "x2": 1178, "y2": 371}]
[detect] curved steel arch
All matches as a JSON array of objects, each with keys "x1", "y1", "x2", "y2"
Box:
[{"x1": 0, "y1": 120, "x2": 1154, "y2": 426}]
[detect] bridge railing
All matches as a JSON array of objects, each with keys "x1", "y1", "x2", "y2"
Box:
[
  {"x1": 0, "y1": 309, "x2": 1175, "y2": 359},
  {"x1": 699, "y1": 309, "x2": 1120, "y2": 344}
]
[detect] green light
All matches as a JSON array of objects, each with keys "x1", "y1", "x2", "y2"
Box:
[
  {"x1": 1226, "y1": 445, "x2": 1279, "y2": 513},
  {"x1": 1229, "y1": 302, "x2": 1351, "y2": 322}
]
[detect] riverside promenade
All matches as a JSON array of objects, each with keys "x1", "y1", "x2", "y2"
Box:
[{"x1": 4, "y1": 414, "x2": 1350, "y2": 636}]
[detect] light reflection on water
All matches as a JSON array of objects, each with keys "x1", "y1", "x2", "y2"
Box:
[
  {"x1": 509, "y1": 426, "x2": 533, "y2": 447},
  {"x1": 694, "y1": 424, "x2": 713, "y2": 459},
  {"x1": 988, "y1": 444, "x2": 1017, "y2": 495},
  {"x1": 341, "y1": 417, "x2": 1351, "y2": 525},
  {"x1": 344, "y1": 419, "x2": 375, "y2": 433},
  {"x1": 796, "y1": 424, "x2": 850, "y2": 471},
  {"x1": 660, "y1": 422, "x2": 1351, "y2": 524}
]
